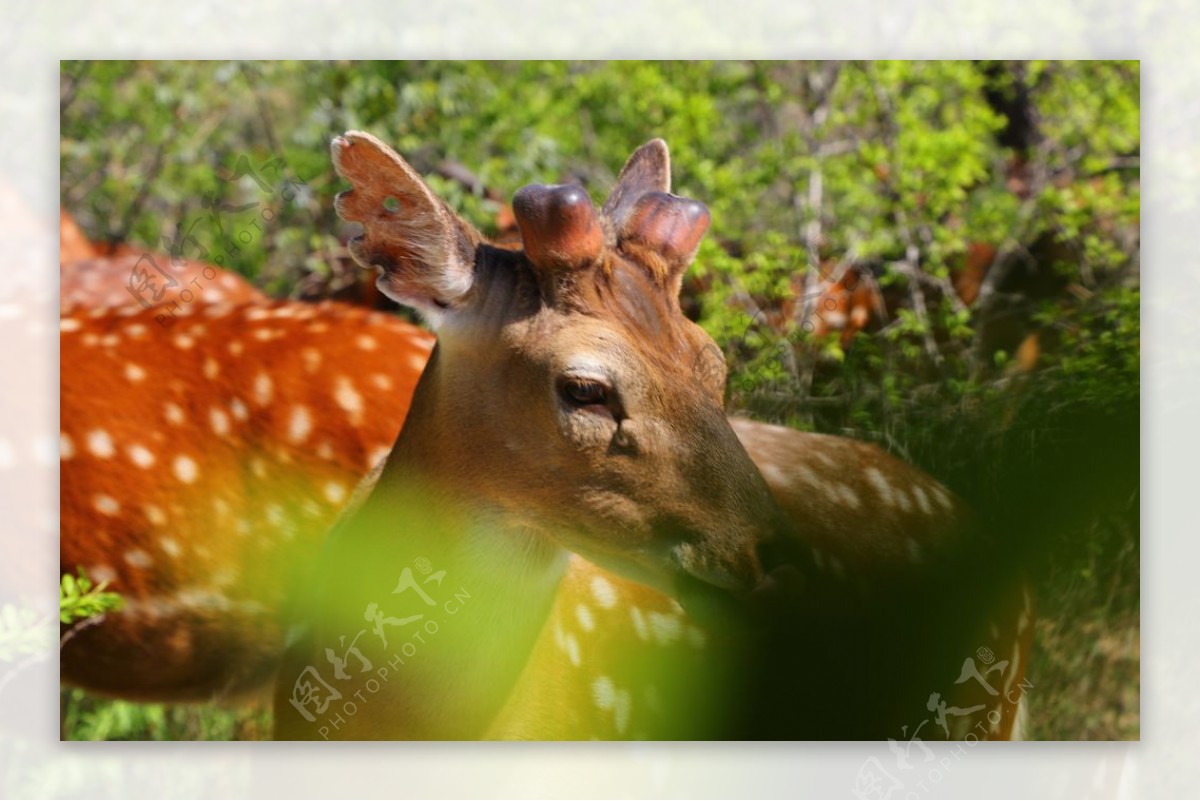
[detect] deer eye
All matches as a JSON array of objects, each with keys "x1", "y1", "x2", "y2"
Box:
[{"x1": 559, "y1": 377, "x2": 609, "y2": 408}]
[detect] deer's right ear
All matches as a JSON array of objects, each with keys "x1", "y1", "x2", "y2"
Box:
[
  {"x1": 332, "y1": 132, "x2": 481, "y2": 324},
  {"x1": 601, "y1": 138, "x2": 671, "y2": 229}
]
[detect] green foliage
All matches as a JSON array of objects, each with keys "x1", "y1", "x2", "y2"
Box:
[
  {"x1": 61, "y1": 690, "x2": 272, "y2": 741},
  {"x1": 60, "y1": 567, "x2": 123, "y2": 625}
]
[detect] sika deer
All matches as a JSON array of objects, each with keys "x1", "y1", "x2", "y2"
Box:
[
  {"x1": 59, "y1": 300, "x2": 432, "y2": 699},
  {"x1": 270, "y1": 133, "x2": 1030, "y2": 740}
]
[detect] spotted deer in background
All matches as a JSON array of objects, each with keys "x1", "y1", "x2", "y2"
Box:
[{"x1": 59, "y1": 300, "x2": 433, "y2": 699}]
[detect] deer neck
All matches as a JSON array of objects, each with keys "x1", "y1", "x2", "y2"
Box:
[{"x1": 311, "y1": 349, "x2": 570, "y2": 739}]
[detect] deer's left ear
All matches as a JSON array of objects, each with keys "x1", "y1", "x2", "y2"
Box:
[{"x1": 332, "y1": 131, "x2": 481, "y2": 325}]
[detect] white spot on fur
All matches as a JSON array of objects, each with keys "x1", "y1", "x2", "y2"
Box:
[
  {"x1": 367, "y1": 446, "x2": 391, "y2": 470},
  {"x1": 144, "y1": 505, "x2": 167, "y2": 526},
  {"x1": 797, "y1": 464, "x2": 821, "y2": 488},
  {"x1": 253, "y1": 373, "x2": 273, "y2": 406},
  {"x1": 370, "y1": 373, "x2": 393, "y2": 391},
  {"x1": 60, "y1": 433, "x2": 75, "y2": 460},
  {"x1": 821, "y1": 310, "x2": 848, "y2": 327},
  {"x1": 210, "y1": 407, "x2": 231, "y2": 436},
  {"x1": 932, "y1": 484, "x2": 953, "y2": 511},
  {"x1": 124, "y1": 549, "x2": 152, "y2": 569},
  {"x1": 93, "y1": 494, "x2": 120, "y2": 516},
  {"x1": 60, "y1": 317, "x2": 82, "y2": 332},
  {"x1": 575, "y1": 604, "x2": 595, "y2": 632},
  {"x1": 160, "y1": 538, "x2": 182, "y2": 558},
  {"x1": 564, "y1": 633, "x2": 581, "y2": 666},
  {"x1": 164, "y1": 403, "x2": 186, "y2": 426},
  {"x1": 173, "y1": 334, "x2": 195, "y2": 350},
  {"x1": 230, "y1": 397, "x2": 249, "y2": 421},
  {"x1": 630, "y1": 607, "x2": 648, "y2": 640},
  {"x1": 333, "y1": 375, "x2": 364, "y2": 424},
  {"x1": 128, "y1": 444, "x2": 155, "y2": 468},
  {"x1": 613, "y1": 688, "x2": 632, "y2": 734},
  {"x1": 648, "y1": 612, "x2": 682, "y2": 646},
  {"x1": 301, "y1": 348, "x2": 321, "y2": 373},
  {"x1": 288, "y1": 406, "x2": 312, "y2": 443},
  {"x1": 913, "y1": 485, "x2": 933, "y2": 515},
  {"x1": 203, "y1": 358, "x2": 220, "y2": 379},
  {"x1": 124, "y1": 363, "x2": 146, "y2": 382},
  {"x1": 592, "y1": 676, "x2": 615, "y2": 710},
  {"x1": 324, "y1": 482, "x2": 347, "y2": 505},
  {"x1": 590, "y1": 575, "x2": 618, "y2": 609},
  {"x1": 865, "y1": 467, "x2": 894, "y2": 506},
  {"x1": 90, "y1": 565, "x2": 117, "y2": 583},
  {"x1": 87, "y1": 429, "x2": 114, "y2": 458},
  {"x1": 356, "y1": 335, "x2": 378, "y2": 351},
  {"x1": 173, "y1": 455, "x2": 198, "y2": 484}
]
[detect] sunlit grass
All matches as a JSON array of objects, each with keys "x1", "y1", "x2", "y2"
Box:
[{"x1": 61, "y1": 689, "x2": 271, "y2": 741}]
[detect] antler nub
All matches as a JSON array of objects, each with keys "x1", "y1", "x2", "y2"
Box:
[
  {"x1": 512, "y1": 184, "x2": 605, "y2": 272},
  {"x1": 621, "y1": 191, "x2": 711, "y2": 266}
]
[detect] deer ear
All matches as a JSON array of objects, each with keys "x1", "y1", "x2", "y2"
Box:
[
  {"x1": 602, "y1": 138, "x2": 671, "y2": 229},
  {"x1": 332, "y1": 131, "x2": 481, "y2": 324}
]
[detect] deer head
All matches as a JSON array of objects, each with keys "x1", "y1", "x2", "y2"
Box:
[{"x1": 331, "y1": 132, "x2": 797, "y2": 615}]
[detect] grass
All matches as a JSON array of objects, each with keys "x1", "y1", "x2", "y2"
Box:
[
  {"x1": 61, "y1": 689, "x2": 272, "y2": 741},
  {"x1": 1025, "y1": 509, "x2": 1140, "y2": 740}
]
